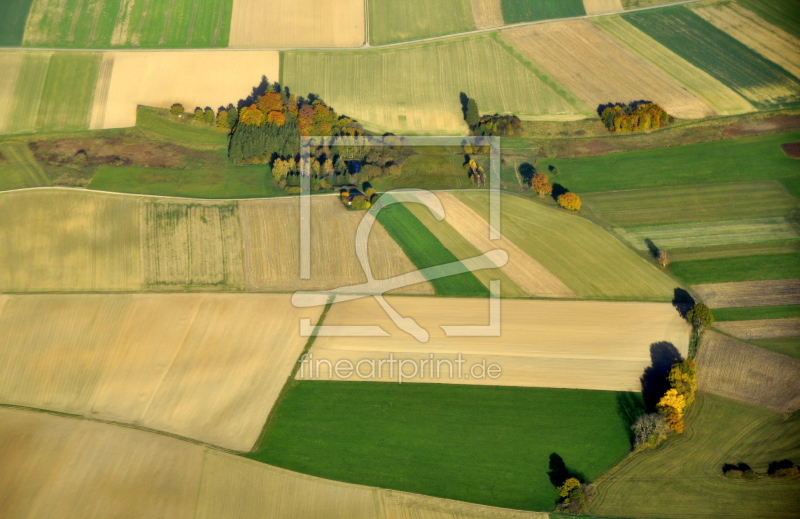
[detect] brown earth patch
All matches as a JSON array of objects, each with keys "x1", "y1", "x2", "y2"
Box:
[{"x1": 780, "y1": 142, "x2": 800, "y2": 158}]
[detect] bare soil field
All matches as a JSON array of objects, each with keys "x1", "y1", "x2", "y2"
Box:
[
  {"x1": 503, "y1": 20, "x2": 714, "y2": 119},
  {"x1": 239, "y1": 195, "x2": 434, "y2": 295},
  {"x1": 692, "y1": 279, "x2": 800, "y2": 308},
  {"x1": 584, "y1": 0, "x2": 623, "y2": 15},
  {"x1": 229, "y1": 0, "x2": 364, "y2": 48},
  {"x1": 695, "y1": 330, "x2": 800, "y2": 413},
  {"x1": 0, "y1": 408, "x2": 548, "y2": 518},
  {"x1": 715, "y1": 318, "x2": 800, "y2": 340},
  {"x1": 305, "y1": 297, "x2": 691, "y2": 392},
  {"x1": 95, "y1": 51, "x2": 280, "y2": 129},
  {"x1": 781, "y1": 142, "x2": 800, "y2": 158},
  {"x1": 470, "y1": 0, "x2": 504, "y2": 29},
  {"x1": 692, "y1": 1, "x2": 800, "y2": 80},
  {"x1": 0, "y1": 293, "x2": 321, "y2": 450}
]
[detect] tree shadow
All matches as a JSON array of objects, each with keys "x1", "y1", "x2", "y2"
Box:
[
  {"x1": 672, "y1": 288, "x2": 695, "y2": 319},
  {"x1": 616, "y1": 392, "x2": 646, "y2": 444},
  {"x1": 519, "y1": 162, "x2": 535, "y2": 184},
  {"x1": 548, "y1": 453, "x2": 586, "y2": 488},
  {"x1": 238, "y1": 75, "x2": 271, "y2": 109},
  {"x1": 459, "y1": 92, "x2": 469, "y2": 118},
  {"x1": 548, "y1": 164, "x2": 558, "y2": 176},
  {"x1": 551, "y1": 183, "x2": 569, "y2": 201},
  {"x1": 641, "y1": 341, "x2": 683, "y2": 411},
  {"x1": 644, "y1": 238, "x2": 660, "y2": 260}
]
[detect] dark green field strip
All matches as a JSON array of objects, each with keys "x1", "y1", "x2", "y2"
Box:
[
  {"x1": 501, "y1": 0, "x2": 585, "y2": 24},
  {"x1": 781, "y1": 177, "x2": 800, "y2": 198},
  {"x1": 374, "y1": 198, "x2": 487, "y2": 297},
  {"x1": 739, "y1": 0, "x2": 800, "y2": 38},
  {"x1": 0, "y1": 0, "x2": 33, "y2": 46},
  {"x1": 546, "y1": 131, "x2": 800, "y2": 193},
  {"x1": 623, "y1": 7, "x2": 800, "y2": 107},
  {"x1": 581, "y1": 180, "x2": 797, "y2": 227},
  {"x1": 669, "y1": 241, "x2": 800, "y2": 263},
  {"x1": 671, "y1": 253, "x2": 800, "y2": 285},
  {"x1": 713, "y1": 305, "x2": 800, "y2": 321},
  {"x1": 251, "y1": 381, "x2": 637, "y2": 512},
  {"x1": 749, "y1": 336, "x2": 800, "y2": 360}
]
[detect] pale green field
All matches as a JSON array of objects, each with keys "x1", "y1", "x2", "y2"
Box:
[
  {"x1": 0, "y1": 141, "x2": 50, "y2": 190},
  {"x1": 282, "y1": 34, "x2": 585, "y2": 135},
  {"x1": 614, "y1": 217, "x2": 799, "y2": 251},
  {"x1": 592, "y1": 15, "x2": 754, "y2": 115},
  {"x1": 455, "y1": 192, "x2": 680, "y2": 300},
  {"x1": 369, "y1": 0, "x2": 474, "y2": 45}
]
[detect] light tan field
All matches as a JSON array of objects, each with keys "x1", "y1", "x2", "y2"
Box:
[
  {"x1": 593, "y1": 15, "x2": 754, "y2": 115},
  {"x1": 0, "y1": 408, "x2": 548, "y2": 519},
  {"x1": 695, "y1": 330, "x2": 800, "y2": 413},
  {"x1": 470, "y1": 0, "x2": 504, "y2": 29},
  {"x1": 503, "y1": 20, "x2": 715, "y2": 119},
  {"x1": 584, "y1": 0, "x2": 623, "y2": 15},
  {"x1": 423, "y1": 192, "x2": 576, "y2": 298},
  {"x1": 88, "y1": 53, "x2": 114, "y2": 130},
  {"x1": 691, "y1": 1, "x2": 800, "y2": 80},
  {"x1": 240, "y1": 195, "x2": 434, "y2": 295},
  {"x1": 229, "y1": 0, "x2": 364, "y2": 48},
  {"x1": 93, "y1": 51, "x2": 280, "y2": 129},
  {"x1": 143, "y1": 199, "x2": 244, "y2": 289},
  {"x1": 0, "y1": 189, "x2": 141, "y2": 292},
  {"x1": 715, "y1": 318, "x2": 800, "y2": 340},
  {"x1": 0, "y1": 52, "x2": 24, "y2": 134},
  {"x1": 304, "y1": 297, "x2": 691, "y2": 391},
  {"x1": 0, "y1": 293, "x2": 321, "y2": 450},
  {"x1": 692, "y1": 279, "x2": 800, "y2": 308}
]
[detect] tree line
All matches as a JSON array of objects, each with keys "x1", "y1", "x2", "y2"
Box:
[{"x1": 598, "y1": 101, "x2": 671, "y2": 133}]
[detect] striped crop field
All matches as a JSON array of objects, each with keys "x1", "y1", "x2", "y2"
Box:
[
  {"x1": 715, "y1": 318, "x2": 800, "y2": 340},
  {"x1": 738, "y1": 0, "x2": 800, "y2": 38},
  {"x1": 692, "y1": 279, "x2": 800, "y2": 309},
  {"x1": 582, "y1": 181, "x2": 798, "y2": 226},
  {"x1": 369, "y1": 0, "x2": 474, "y2": 45},
  {"x1": 623, "y1": 7, "x2": 800, "y2": 108},
  {"x1": 470, "y1": 0, "x2": 504, "y2": 29},
  {"x1": 592, "y1": 15, "x2": 754, "y2": 115},
  {"x1": 613, "y1": 217, "x2": 799, "y2": 251},
  {"x1": 0, "y1": 51, "x2": 101, "y2": 134},
  {"x1": 0, "y1": 142, "x2": 50, "y2": 191},
  {"x1": 501, "y1": 0, "x2": 585, "y2": 24},
  {"x1": 502, "y1": 20, "x2": 714, "y2": 119},
  {"x1": 282, "y1": 35, "x2": 586, "y2": 135},
  {"x1": 22, "y1": 0, "x2": 232, "y2": 48},
  {"x1": 455, "y1": 192, "x2": 680, "y2": 300},
  {"x1": 668, "y1": 241, "x2": 800, "y2": 263},
  {"x1": 584, "y1": 0, "x2": 623, "y2": 16}
]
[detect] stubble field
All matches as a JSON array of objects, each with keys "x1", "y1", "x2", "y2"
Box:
[
  {"x1": 470, "y1": 0, "x2": 504, "y2": 29},
  {"x1": 692, "y1": 279, "x2": 800, "y2": 308}
]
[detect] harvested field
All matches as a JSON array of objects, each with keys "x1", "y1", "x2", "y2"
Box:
[
  {"x1": 624, "y1": 7, "x2": 800, "y2": 108},
  {"x1": 501, "y1": 0, "x2": 585, "y2": 24},
  {"x1": 782, "y1": 142, "x2": 800, "y2": 158},
  {"x1": 240, "y1": 195, "x2": 433, "y2": 295},
  {"x1": 503, "y1": 20, "x2": 714, "y2": 119},
  {"x1": 0, "y1": 293, "x2": 322, "y2": 450},
  {"x1": 715, "y1": 318, "x2": 800, "y2": 340},
  {"x1": 229, "y1": 0, "x2": 363, "y2": 48},
  {"x1": 420, "y1": 192, "x2": 576, "y2": 298},
  {"x1": 143, "y1": 199, "x2": 244, "y2": 289},
  {"x1": 470, "y1": 0, "x2": 504, "y2": 29},
  {"x1": 0, "y1": 189, "x2": 141, "y2": 292},
  {"x1": 22, "y1": 0, "x2": 232, "y2": 48},
  {"x1": 614, "y1": 217, "x2": 799, "y2": 251},
  {"x1": 695, "y1": 330, "x2": 800, "y2": 412},
  {"x1": 0, "y1": 142, "x2": 50, "y2": 191},
  {"x1": 369, "y1": 0, "x2": 474, "y2": 45},
  {"x1": 581, "y1": 181, "x2": 797, "y2": 226},
  {"x1": 669, "y1": 241, "x2": 800, "y2": 262},
  {"x1": 0, "y1": 408, "x2": 548, "y2": 519},
  {"x1": 691, "y1": 1, "x2": 800, "y2": 80},
  {"x1": 305, "y1": 297, "x2": 690, "y2": 392},
  {"x1": 282, "y1": 35, "x2": 584, "y2": 135},
  {"x1": 584, "y1": 0, "x2": 623, "y2": 15},
  {"x1": 593, "y1": 15, "x2": 754, "y2": 115},
  {"x1": 456, "y1": 192, "x2": 679, "y2": 300},
  {"x1": 96, "y1": 50, "x2": 279, "y2": 129},
  {"x1": 692, "y1": 279, "x2": 800, "y2": 308}
]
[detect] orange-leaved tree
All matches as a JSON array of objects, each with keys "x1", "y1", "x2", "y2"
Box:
[
  {"x1": 657, "y1": 388, "x2": 686, "y2": 433},
  {"x1": 239, "y1": 105, "x2": 264, "y2": 126},
  {"x1": 557, "y1": 192, "x2": 581, "y2": 211},
  {"x1": 267, "y1": 110, "x2": 287, "y2": 126},
  {"x1": 531, "y1": 173, "x2": 552, "y2": 197}
]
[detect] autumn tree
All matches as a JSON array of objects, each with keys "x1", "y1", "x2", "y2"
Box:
[
  {"x1": 657, "y1": 388, "x2": 686, "y2": 433},
  {"x1": 238, "y1": 105, "x2": 264, "y2": 126},
  {"x1": 227, "y1": 106, "x2": 238, "y2": 129},
  {"x1": 267, "y1": 110, "x2": 286, "y2": 126},
  {"x1": 216, "y1": 109, "x2": 228, "y2": 129},
  {"x1": 170, "y1": 103, "x2": 184, "y2": 116},
  {"x1": 531, "y1": 173, "x2": 552, "y2": 197},
  {"x1": 668, "y1": 359, "x2": 697, "y2": 406},
  {"x1": 558, "y1": 192, "x2": 581, "y2": 211},
  {"x1": 658, "y1": 249, "x2": 670, "y2": 267},
  {"x1": 687, "y1": 303, "x2": 714, "y2": 331}
]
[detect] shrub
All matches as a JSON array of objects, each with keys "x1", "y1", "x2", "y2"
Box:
[
  {"x1": 531, "y1": 173, "x2": 552, "y2": 197},
  {"x1": 216, "y1": 109, "x2": 228, "y2": 129},
  {"x1": 193, "y1": 107, "x2": 204, "y2": 123},
  {"x1": 285, "y1": 186, "x2": 302, "y2": 194},
  {"x1": 632, "y1": 413, "x2": 670, "y2": 451},
  {"x1": 768, "y1": 460, "x2": 800, "y2": 478},
  {"x1": 687, "y1": 303, "x2": 714, "y2": 330},
  {"x1": 170, "y1": 103, "x2": 184, "y2": 116},
  {"x1": 557, "y1": 192, "x2": 581, "y2": 211},
  {"x1": 350, "y1": 195, "x2": 371, "y2": 210}
]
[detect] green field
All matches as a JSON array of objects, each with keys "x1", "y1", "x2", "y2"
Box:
[
  {"x1": 251, "y1": 381, "x2": 637, "y2": 512},
  {"x1": 0, "y1": 0, "x2": 33, "y2": 46},
  {"x1": 714, "y1": 305, "x2": 800, "y2": 321},
  {"x1": 374, "y1": 198, "x2": 488, "y2": 297},
  {"x1": 372, "y1": 153, "x2": 480, "y2": 191},
  {"x1": 546, "y1": 132, "x2": 800, "y2": 193},
  {"x1": 670, "y1": 253, "x2": 800, "y2": 285},
  {"x1": 749, "y1": 336, "x2": 800, "y2": 360},
  {"x1": 591, "y1": 393, "x2": 800, "y2": 518},
  {"x1": 738, "y1": 0, "x2": 800, "y2": 38},
  {"x1": 623, "y1": 7, "x2": 800, "y2": 108},
  {"x1": 22, "y1": 0, "x2": 232, "y2": 48},
  {"x1": 0, "y1": 142, "x2": 50, "y2": 190},
  {"x1": 501, "y1": 0, "x2": 585, "y2": 24},
  {"x1": 669, "y1": 241, "x2": 800, "y2": 263},
  {"x1": 583, "y1": 181, "x2": 797, "y2": 227},
  {"x1": 282, "y1": 34, "x2": 584, "y2": 135},
  {"x1": 368, "y1": 0, "x2": 474, "y2": 45},
  {"x1": 456, "y1": 192, "x2": 680, "y2": 300},
  {"x1": 135, "y1": 107, "x2": 229, "y2": 149}
]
